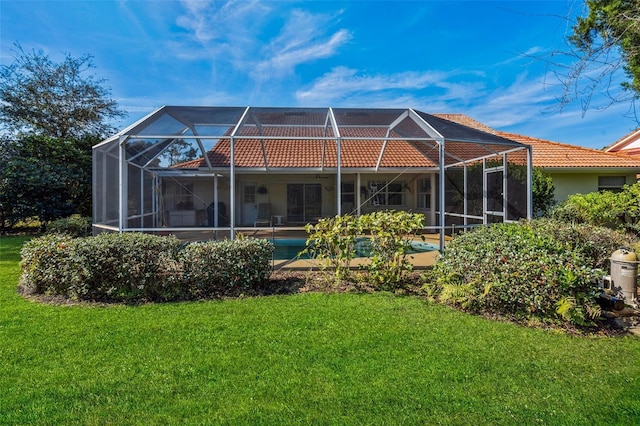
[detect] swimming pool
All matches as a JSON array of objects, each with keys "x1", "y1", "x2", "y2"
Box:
[{"x1": 271, "y1": 238, "x2": 439, "y2": 260}]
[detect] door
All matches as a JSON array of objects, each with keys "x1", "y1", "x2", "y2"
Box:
[
  {"x1": 242, "y1": 183, "x2": 257, "y2": 225},
  {"x1": 287, "y1": 183, "x2": 322, "y2": 223},
  {"x1": 484, "y1": 169, "x2": 504, "y2": 223}
]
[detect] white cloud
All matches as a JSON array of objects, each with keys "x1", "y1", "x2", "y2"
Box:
[
  {"x1": 252, "y1": 9, "x2": 351, "y2": 78},
  {"x1": 295, "y1": 67, "x2": 484, "y2": 106},
  {"x1": 177, "y1": 0, "x2": 268, "y2": 45},
  {"x1": 173, "y1": 1, "x2": 350, "y2": 80}
]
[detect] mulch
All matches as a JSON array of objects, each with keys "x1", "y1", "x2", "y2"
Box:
[{"x1": 17, "y1": 270, "x2": 634, "y2": 336}]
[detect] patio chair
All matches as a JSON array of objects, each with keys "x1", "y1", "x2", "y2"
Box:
[{"x1": 254, "y1": 203, "x2": 272, "y2": 227}]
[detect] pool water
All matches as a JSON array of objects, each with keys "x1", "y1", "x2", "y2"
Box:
[{"x1": 271, "y1": 238, "x2": 439, "y2": 260}]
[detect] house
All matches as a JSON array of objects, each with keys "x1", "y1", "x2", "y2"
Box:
[
  {"x1": 604, "y1": 128, "x2": 640, "y2": 156},
  {"x1": 92, "y1": 106, "x2": 534, "y2": 246},
  {"x1": 436, "y1": 114, "x2": 640, "y2": 202}
]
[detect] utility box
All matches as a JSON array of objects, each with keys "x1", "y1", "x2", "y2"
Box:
[{"x1": 609, "y1": 247, "x2": 639, "y2": 303}]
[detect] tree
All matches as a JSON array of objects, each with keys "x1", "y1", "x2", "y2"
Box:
[
  {"x1": 555, "y1": 0, "x2": 640, "y2": 114},
  {"x1": 0, "y1": 43, "x2": 126, "y2": 138},
  {"x1": 0, "y1": 44, "x2": 126, "y2": 231},
  {"x1": 532, "y1": 168, "x2": 555, "y2": 217},
  {"x1": 0, "y1": 134, "x2": 98, "y2": 232}
]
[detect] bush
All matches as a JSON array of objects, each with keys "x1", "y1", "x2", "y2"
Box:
[
  {"x1": 74, "y1": 233, "x2": 184, "y2": 302},
  {"x1": 304, "y1": 210, "x2": 425, "y2": 290},
  {"x1": 46, "y1": 216, "x2": 92, "y2": 237},
  {"x1": 180, "y1": 238, "x2": 274, "y2": 298},
  {"x1": 20, "y1": 233, "x2": 86, "y2": 295},
  {"x1": 20, "y1": 233, "x2": 274, "y2": 303},
  {"x1": 528, "y1": 219, "x2": 636, "y2": 269},
  {"x1": 426, "y1": 220, "x2": 636, "y2": 326},
  {"x1": 359, "y1": 210, "x2": 425, "y2": 290},
  {"x1": 550, "y1": 182, "x2": 640, "y2": 234},
  {"x1": 304, "y1": 214, "x2": 362, "y2": 283}
]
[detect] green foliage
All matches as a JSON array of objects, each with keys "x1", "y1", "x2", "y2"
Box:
[
  {"x1": 20, "y1": 233, "x2": 85, "y2": 296},
  {"x1": 528, "y1": 218, "x2": 636, "y2": 269},
  {"x1": 427, "y1": 220, "x2": 635, "y2": 326},
  {"x1": 0, "y1": 134, "x2": 96, "y2": 231},
  {"x1": 570, "y1": 0, "x2": 640, "y2": 97},
  {"x1": 71, "y1": 233, "x2": 184, "y2": 302},
  {"x1": 359, "y1": 210, "x2": 425, "y2": 290},
  {"x1": 551, "y1": 182, "x2": 640, "y2": 234},
  {"x1": 20, "y1": 233, "x2": 274, "y2": 303},
  {"x1": 0, "y1": 43, "x2": 126, "y2": 138},
  {"x1": 304, "y1": 214, "x2": 362, "y2": 283},
  {"x1": 46, "y1": 216, "x2": 92, "y2": 237},
  {"x1": 180, "y1": 238, "x2": 274, "y2": 298},
  {"x1": 304, "y1": 210, "x2": 425, "y2": 290},
  {"x1": 532, "y1": 168, "x2": 555, "y2": 217}
]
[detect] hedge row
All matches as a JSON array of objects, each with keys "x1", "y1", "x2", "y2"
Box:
[{"x1": 20, "y1": 233, "x2": 274, "y2": 303}]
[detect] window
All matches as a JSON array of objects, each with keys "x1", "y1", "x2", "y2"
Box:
[
  {"x1": 417, "y1": 178, "x2": 431, "y2": 209},
  {"x1": 175, "y1": 183, "x2": 193, "y2": 210},
  {"x1": 244, "y1": 184, "x2": 256, "y2": 203},
  {"x1": 368, "y1": 180, "x2": 405, "y2": 206},
  {"x1": 598, "y1": 176, "x2": 626, "y2": 193},
  {"x1": 341, "y1": 182, "x2": 354, "y2": 204},
  {"x1": 341, "y1": 181, "x2": 355, "y2": 213}
]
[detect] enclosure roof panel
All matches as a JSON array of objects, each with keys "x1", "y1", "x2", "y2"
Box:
[
  {"x1": 99, "y1": 106, "x2": 535, "y2": 170},
  {"x1": 103, "y1": 106, "x2": 527, "y2": 144},
  {"x1": 415, "y1": 111, "x2": 521, "y2": 145}
]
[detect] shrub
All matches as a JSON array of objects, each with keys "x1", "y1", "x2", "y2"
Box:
[
  {"x1": 179, "y1": 238, "x2": 274, "y2": 298},
  {"x1": 304, "y1": 210, "x2": 425, "y2": 290},
  {"x1": 359, "y1": 210, "x2": 425, "y2": 290},
  {"x1": 551, "y1": 190, "x2": 621, "y2": 227},
  {"x1": 20, "y1": 233, "x2": 86, "y2": 296},
  {"x1": 550, "y1": 182, "x2": 640, "y2": 235},
  {"x1": 528, "y1": 219, "x2": 636, "y2": 269},
  {"x1": 532, "y1": 168, "x2": 555, "y2": 217},
  {"x1": 304, "y1": 214, "x2": 362, "y2": 283},
  {"x1": 74, "y1": 233, "x2": 184, "y2": 302},
  {"x1": 426, "y1": 220, "x2": 634, "y2": 326},
  {"x1": 20, "y1": 233, "x2": 274, "y2": 303},
  {"x1": 46, "y1": 216, "x2": 92, "y2": 237}
]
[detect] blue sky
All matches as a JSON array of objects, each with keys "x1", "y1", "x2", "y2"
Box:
[{"x1": 1, "y1": 0, "x2": 638, "y2": 149}]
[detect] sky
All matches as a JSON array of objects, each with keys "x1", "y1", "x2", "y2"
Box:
[{"x1": 1, "y1": 0, "x2": 638, "y2": 149}]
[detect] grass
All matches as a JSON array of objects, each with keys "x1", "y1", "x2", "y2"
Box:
[{"x1": 2, "y1": 235, "x2": 640, "y2": 425}]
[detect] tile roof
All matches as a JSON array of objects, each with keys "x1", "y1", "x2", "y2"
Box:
[
  {"x1": 175, "y1": 113, "x2": 640, "y2": 170},
  {"x1": 434, "y1": 114, "x2": 640, "y2": 169},
  {"x1": 181, "y1": 137, "x2": 438, "y2": 169}
]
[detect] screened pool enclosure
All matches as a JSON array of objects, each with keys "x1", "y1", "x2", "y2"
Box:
[{"x1": 93, "y1": 106, "x2": 532, "y2": 248}]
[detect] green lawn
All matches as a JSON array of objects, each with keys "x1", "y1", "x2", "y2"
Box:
[{"x1": 1, "y1": 235, "x2": 640, "y2": 425}]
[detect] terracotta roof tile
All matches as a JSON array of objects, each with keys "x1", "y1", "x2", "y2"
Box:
[
  {"x1": 434, "y1": 114, "x2": 640, "y2": 169},
  {"x1": 176, "y1": 114, "x2": 640, "y2": 170}
]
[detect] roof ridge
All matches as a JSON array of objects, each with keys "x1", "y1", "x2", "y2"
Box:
[
  {"x1": 605, "y1": 128, "x2": 640, "y2": 151},
  {"x1": 494, "y1": 129, "x2": 640, "y2": 160}
]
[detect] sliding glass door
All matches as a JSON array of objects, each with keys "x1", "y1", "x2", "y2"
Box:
[{"x1": 287, "y1": 183, "x2": 322, "y2": 223}]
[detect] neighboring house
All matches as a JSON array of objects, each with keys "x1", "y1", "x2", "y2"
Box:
[
  {"x1": 437, "y1": 114, "x2": 640, "y2": 203},
  {"x1": 605, "y1": 128, "x2": 640, "y2": 156},
  {"x1": 92, "y1": 106, "x2": 534, "y2": 243}
]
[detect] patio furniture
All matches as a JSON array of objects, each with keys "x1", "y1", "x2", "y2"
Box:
[{"x1": 254, "y1": 203, "x2": 272, "y2": 227}]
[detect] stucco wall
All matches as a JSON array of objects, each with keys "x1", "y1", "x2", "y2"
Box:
[{"x1": 548, "y1": 172, "x2": 637, "y2": 204}]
